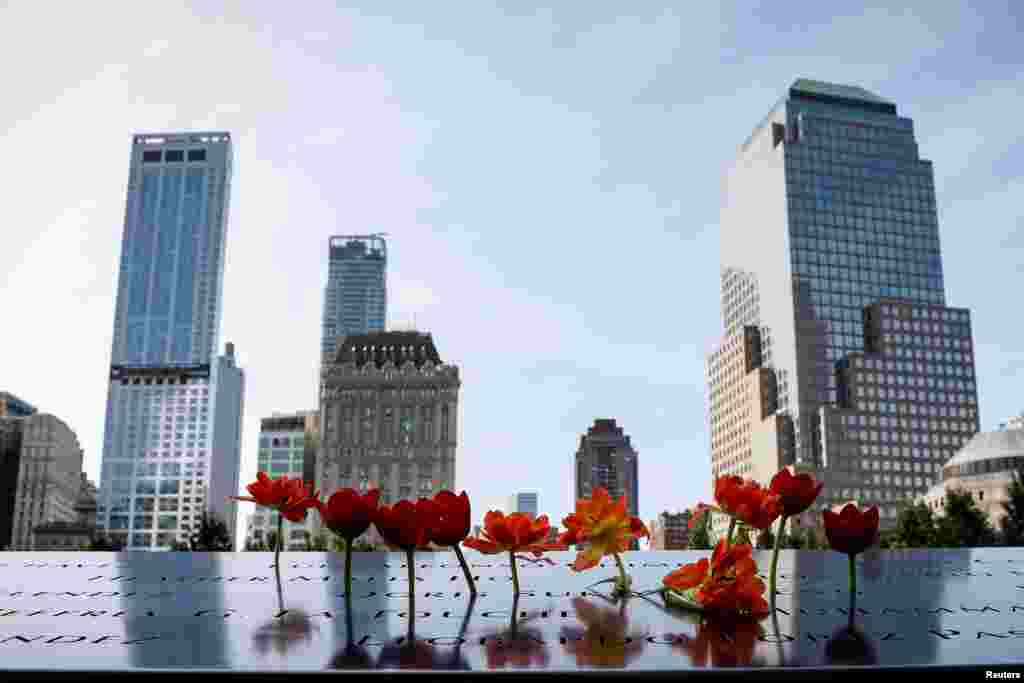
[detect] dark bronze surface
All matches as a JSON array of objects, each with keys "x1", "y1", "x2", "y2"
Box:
[{"x1": 1, "y1": 549, "x2": 1023, "y2": 673}]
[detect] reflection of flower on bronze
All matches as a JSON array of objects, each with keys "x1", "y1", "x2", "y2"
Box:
[
  {"x1": 251, "y1": 610, "x2": 315, "y2": 657},
  {"x1": 375, "y1": 639, "x2": 472, "y2": 670},
  {"x1": 560, "y1": 598, "x2": 645, "y2": 668},
  {"x1": 672, "y1": 618, "x2": 762, "y2": 668},
  {"x1": 480, "y1": 597, "x2": 550, "y2": 670},
  {"x1": 328, "y1": 642, "x2": 373, "y2": 670},
  {"x1": 484, "y1": 627, "x2": 549, "y2": 669},
  {"x1": 824, "y1": 625, "x2": 877, "y2": 666}
]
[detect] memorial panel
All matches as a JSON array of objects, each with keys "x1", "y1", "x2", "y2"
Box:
[{"x1": 0, "y1": 549, "x2": 1022, "y2": 674}]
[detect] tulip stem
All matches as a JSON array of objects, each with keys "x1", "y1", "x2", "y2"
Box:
[
  {"x1": 453, "y1": 544, "x2": 477, "y2": 597},
  {"x1": 407, "y1": 548, "x2": 416, "y2": 618},
  {"x1": 848, "y1": 554, "x2": 856, "y2": 596},
  {"x1": 344, "y1": 538, "x2": 353, "y2": 599},
  {"x1": 770, "y1": 515, "x2": 787, "y2": 599},
  {"x1": 726, "y1": 517, "x2": 736, "y2": 549},
  {"x1": 509, "y1": 550, "x2": 520, "y2": 596},
  {"x1": 613, "y1": 552, "x2": 629, "y2": 595},
  {"x1": 274, "y1": 514, "x2": 284, "y2": 613}
]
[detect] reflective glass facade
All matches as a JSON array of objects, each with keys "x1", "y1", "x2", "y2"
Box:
[
  {"x1": 715, "y1": 80, "x2": 979, "y2": 528},
  {"x1": 98, "y1": 133, "x2": 237, "y2": 550},
  {"x1": 321, "y1": 236, "x2": 387, "y2": 365}
]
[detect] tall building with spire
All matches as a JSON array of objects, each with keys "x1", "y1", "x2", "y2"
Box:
[
  {"x1": 708, "y1": 80, "x2": 980, "y2": 531},
  {"x1": 96, "y1": 133, "x2": 245, "y2": 550}
]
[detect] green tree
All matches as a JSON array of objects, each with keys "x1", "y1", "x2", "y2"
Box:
[
  {"x1": 934, "y1": 489, "x2": 996, "y2": 548},
  {"x1": 893, "y1": 501, "x2": 936, "y2": 548},
  {"x1": 1001, "y1": 469, "x2": 1024, "y2": 546},
  {"x1": 687, "y1": 513, "x2": 712, "y2": 550},
  {"x1": 304, "y1": 530, "x2": 331, "y2": 551},
  {"x1": 184, "y1": 512, "x2": 233, "y2": 551}
]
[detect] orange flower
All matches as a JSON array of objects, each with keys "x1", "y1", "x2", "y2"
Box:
[
  {"x1": 230, "y1": 472, "x2": 318, "y2": 522},
  {"x1": 663, "y1": 539, "x2": 769, "y2": 618},
  {"x1": 690, "y1": 476, "x2": 781, "y2": 531},
  {"x1": 559, "y1": 487, "x2": 649, "y2": 572},
  {"x1": 462, "y1": 511, "x2": 562, "y2": 556},
  {"x1": 769, "y1": 467, "x2": 823, "y2": 518},
  {"x1": 673, "y1": 619, "x2": 761, "y2": 667}
]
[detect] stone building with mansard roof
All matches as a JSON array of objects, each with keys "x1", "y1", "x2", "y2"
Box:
[{"x1": 317, "y1": 331, "x2": 460, "y2": 544}]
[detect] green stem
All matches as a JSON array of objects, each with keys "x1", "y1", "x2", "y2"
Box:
[
  {"x1": 769, "y1": 515, "x2": 787, "y2": 599},
  {"x1": 613, "y1": 552, "x2": 629, "y2": 595},
  {"x1": 509, "y1": 550, "x2": 520, "y2": 596},
  {"x1": 848, "y1": 554, "x2": 856, "y2": 596},
  {"x1": 344, "y1": 539, "x2": 353, "y2": 599},
  {"x1": 726, "y1": 517, "x2": 736, "y2": 549},
  {"x1": 407, "y1": 548, "x2": 416, "y2": 619},
  {"x1": 453, "y1": 544, "x2": 477, "y2": 597},
  {"x1": 274, "y1": 514, "x2": 284, "y2": 613}
]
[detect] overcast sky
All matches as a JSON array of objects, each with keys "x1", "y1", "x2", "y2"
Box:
[{"x1": 1, "y1": 2, "x2": 1021, "y2": 536}]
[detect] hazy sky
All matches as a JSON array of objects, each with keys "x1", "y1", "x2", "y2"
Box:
[{"x1": 1, "y1": 2, "x2": 1021, "y2": 536}]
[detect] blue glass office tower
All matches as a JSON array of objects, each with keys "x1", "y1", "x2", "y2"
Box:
[
  {"x1": 714, "y1": 80, "x2": 979, "y2": 527},
  {"x1": 97, "y1": 133, "x2": 244, "y2": 550},
  {"x1": 321, "y1": 235, "x2": 387, "y2": 366}
]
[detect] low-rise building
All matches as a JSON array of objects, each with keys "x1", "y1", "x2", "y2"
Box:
[
  {"x1": 919, "y1": 421, "x2": 1024, "y2": 529},
  {"x1": 649, "y1": 510, "x2": 691, "y2": 550}
]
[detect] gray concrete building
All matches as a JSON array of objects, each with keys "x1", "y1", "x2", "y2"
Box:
[
  {"x1": 710, "y1": 79, "x2": 980, "y2": 529},
  {"x1": 96, "y1": 132, "x2": 245, "y2": 551},
  {"x1": 318, "y1": 331, "x2": 460, "y2": 527},
  {"x1": 1, "y1": 413, "x2": 85, "y2": 550},
  {"x1": 574, "y1": 419, "x2": 639, "y2": 547},
  {"x1": 321, "y1": 235, "x2": 388, "y2": 367},
  {"x1": 32, "y1": 473, "x2": 99, "y2": 550}
]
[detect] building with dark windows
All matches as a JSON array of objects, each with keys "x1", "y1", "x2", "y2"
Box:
[
  {"x1": 709, "y1": 79, "x2": 979, "y2": 530},
  {"x1": 318, "y1": 331, "x2": 460, "y2": 543},
  {"x1": 244, "y1": 410, "x2": 320, "y2": 551},
  {"x1": 321, "y1": 235, "x2": 388, "y2": 367},
  {"x1": 0, "y1": 392, "x2": 37, "y2": 418},
  {"x1": 574, "y1": 419, "x2": 639, "y2": 547},
  {"x1": 96, "y1": 133, "x2": 245, "y2": 551}
]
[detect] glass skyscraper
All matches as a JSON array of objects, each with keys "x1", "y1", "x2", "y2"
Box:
[
  {"x1": 96, "y1": 133, "x2": 244, "y2": 550},
  {"x1": 711, "y1": 80, "x2": 979, "y2": 528},
  {"x1": 321, "y1": 235, "x2": 387, "y2": 366}
]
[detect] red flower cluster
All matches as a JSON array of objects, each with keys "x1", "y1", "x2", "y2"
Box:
[
  {"x1": 663, "y1": 539, "x2": 769, "y2": 618},
  {"x1": 231, "y1": 472, "x2": 318, "y2": 522},
  {"x1": 691, "y1": 475, "x2": 781, "y2": 531},
  {"x1": 462, "y1": 511, "x2": 561, "y2": 556}
]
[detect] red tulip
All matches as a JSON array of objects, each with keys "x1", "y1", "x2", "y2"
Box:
[
  {"x1": 462, "y1": 511, "x2": 561, "y2": 557},
  {"x1": 317, "y1": 488, "x2": 381, "y2": 540},
  {"x1": 373, "y1": 499, "x2": 439, "y2": 551},
  {"x1": 230, "y1": 472, "x2": 318, "y2": 522},
  {"x1": 823, "y1": 503, "x2": 880, "y2": 556},
  {"x1": 690, "y1": 476, "x2": 781, "y2": 532},
  {"x1": 431, "y1": 490, "x2": 471, "y2": 546},
  {"x1": 769, "y1": 467, "x2": 823, "y2": 517}
]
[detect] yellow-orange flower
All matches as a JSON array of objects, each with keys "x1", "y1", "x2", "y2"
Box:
[
  {"x1": 559, "y1": 487, "x2": 649, "y2": 572},
  {"x1": 663, "y1": 539, "x2": 769, "y2": 618}
]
